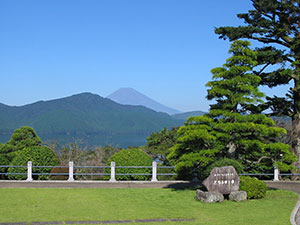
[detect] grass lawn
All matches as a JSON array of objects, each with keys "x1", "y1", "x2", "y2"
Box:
[{"x1": 0, "y1": 188, "x2": 298, "y2": 225}]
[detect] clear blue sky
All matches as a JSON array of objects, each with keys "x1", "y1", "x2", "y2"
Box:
[{"x1": 0, "y1": 1, "x2": 289, "y2": 112}]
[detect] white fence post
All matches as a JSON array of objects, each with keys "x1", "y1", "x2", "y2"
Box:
[
  {"x1": 273, "y1": 167, "x2": 279, "y2": 181},
  {"x1": 151, "y1": 161, "x2": 158, "y2": 182},
  {"x1": 68, "y1": 161, "x2": 74, "y2": 182},
  {"x1": 26, "y1": 161, "x2": 33, "y2": 181},
  {"x1": 109, "y1": 161, "x2": 116, "y2": 182}
]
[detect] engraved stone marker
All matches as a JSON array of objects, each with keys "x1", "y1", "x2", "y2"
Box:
[{"x1": 203, "y1": 166, "x2": 240, "y2": 195}]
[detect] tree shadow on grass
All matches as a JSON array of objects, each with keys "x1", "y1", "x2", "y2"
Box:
[{"x1": 163, "y1": 182, "x2": 207, "y2": 192}]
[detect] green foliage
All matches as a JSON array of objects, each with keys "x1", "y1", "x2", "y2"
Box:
[
  {"x1": 146, "y1": 127, "x2": 178, "y2": 164},
  {"x1": 205, "y1": 41, "x2": 295, "y2": 172},
  {"x1": 215, "y1": 0, "x2": 300, "y2": 166},
  {"x1": 203, "y1": 158, "x2": 244, "y2": 180},
  {"x1": 7, "y1": 146, "x2": 59, "y2": 180},
  {"x1": 0, "y1": 144, "x2": 17, "y2": 154},
  {"x1": 0, "y1": 127, "x2": 42, "y2": 166},
  {"x1": 0, "y1": 154, "x2": 10, "y2": 178},
  {"x1": 206, "y1": 40, "x2": 263, "y2": 112},
  {"x1": 106, "y1": 148, "x2": 152, "y2": 180},
  {"x1": 240, "y1": 176, "x2": 267, "y2": 199},
  {"x1": 7, "y1": 127, "x2": 42, "y2": 151},
  {"x1": 167, "y1": 116, "x2": 219, "y2": 180},
  {"x1": 168, "y1": 40, "x2": 296, "y2": 180}
]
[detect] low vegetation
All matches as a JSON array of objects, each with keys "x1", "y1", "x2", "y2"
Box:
[
  {"x1": 0, "y1": 188, "x2": 297, "y2": 225},
  {"x1": 240, "y1": 176, "x2": 268, "y2": 199},
  {"x1": 106, "y1": 148, "x2": 153, "y2": 180}
]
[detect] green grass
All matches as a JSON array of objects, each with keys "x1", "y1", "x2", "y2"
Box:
[{"x1": 0, "y1": 188, "x2": 298, "y2": 225}]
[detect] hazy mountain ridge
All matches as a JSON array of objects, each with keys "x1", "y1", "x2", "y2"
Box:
[
  {"x1": 172, "y1": 111, "x2": 207, "y2": 120},
  {"x1": 0, "y1": 93, "x2": 183, "y2": 147},
  {"x1": 107, "y1": 88, "x2": 181, "y2": 115}
]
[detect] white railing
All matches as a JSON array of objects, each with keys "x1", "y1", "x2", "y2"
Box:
[
  {"x1": 0, "y1": 161, "x2": 176, "y2": 182},
  {"x1": 0, "y1": 162, "x2": 299, "y2": 182}
]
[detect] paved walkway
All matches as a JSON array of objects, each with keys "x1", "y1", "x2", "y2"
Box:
[
  {"x1": 0, "y1": 218, "x2": 195, "y2": 225},
  {"x1": 265, "y1": 181, "x2": 300, "y2": 225},
  {"x1": 0, "y1": 180, "x2": 191, "y2": 189}
]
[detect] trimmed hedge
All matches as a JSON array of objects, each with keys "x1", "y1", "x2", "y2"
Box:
[
  {"x1": 7, "y1": 146, "x2": 59, "y2": 180},
  {"x1": 106, "y1": 148, "x2": 152, "y2": 180},
  {"x1": 202, "y1": 158, "x2": 244, "y2": 180},
  {"x1": 239, "y1": 176, "x2": 267, "y2": 199}
]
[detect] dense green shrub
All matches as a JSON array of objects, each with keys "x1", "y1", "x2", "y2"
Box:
[
  {"x1": 0, "y1": 154, "x2": 10, "y2": 178},
  {"x1": 7, "y1": 146, "x2": 59, "y2": 180},
  {"x1": 239, "y1": 176, "x2": 267, "y2": 199},
  {"x1": 202, "y1": 158, "x2": 244, "y2": 180},
  {"x1": 106, "y1": 148, "x2": 152, "y2": 180}
]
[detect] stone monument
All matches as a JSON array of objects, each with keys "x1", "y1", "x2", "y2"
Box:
[
  {"x1": 203, "y1": 166, "x2": 240, "y2": 195},
  {"x1": 196, "y1": 166, "x2": 247, "y2": 203}
]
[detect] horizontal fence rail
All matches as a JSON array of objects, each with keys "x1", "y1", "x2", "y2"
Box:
[
  {"x1": 0, "y1": 163, "x2": 298, "y2": 182},
  {"x1": 0, "y1": 161, "x2": 176, "y2": 182}
]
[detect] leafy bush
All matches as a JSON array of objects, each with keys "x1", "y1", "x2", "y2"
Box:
[
  {"x1": 239, "y1": 176, "x2": 267, "y2": 199},
  {"x1": 106, "y1": 148, "x2": 152, "y2": 180},
  {"x1": 0, "y1": 154, "x2": 10, "y2": 179},
  {"x1": 49, "y1": 165, "x2": 69, "y2": 180},
  {"x1": 7, "y1": 146, "x2": 59, "y2": 180},
  {"x1": 202, "y1": 158, "x2": 244, "y2": 180}
]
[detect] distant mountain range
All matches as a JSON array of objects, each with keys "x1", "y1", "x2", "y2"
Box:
[
  {"x1": 0, "y1": 90, "x2": 289, "y2": 148},
  {"x1": 107, "y1": 88, "x2": 181, "y2": 115},
  {"x1": 0, "y1": 93, "x2": 184, "y2": 147},
  {"x1": 172, "y1": 111, "x2": 207, "y2": 120}
]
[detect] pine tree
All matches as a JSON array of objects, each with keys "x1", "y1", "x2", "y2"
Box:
[
  {"x1": 206, "y1": 40, "x2": 295, "y2": 173},
  {"x1": 168, "y1": 41, "x2": 295, "y2": 180},
  {"x1": 215, "y1": 0, "x2": 300, "y2": 170}
]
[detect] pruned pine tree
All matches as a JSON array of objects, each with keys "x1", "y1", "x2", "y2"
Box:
[
  {"x1": 206, "y1": 40, "x2": 295, "y2": 173},
  {"x1": 215, "y1": 0, "x2": 300, "y2": 170},
  {"x1": 167, "y1": 116, "x2": 219, "y2": 180}
]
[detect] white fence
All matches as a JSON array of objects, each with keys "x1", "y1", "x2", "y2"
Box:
[
  {"x1": 0, "y1": 162, "x2": 299, "y2": 182},
  {"x1": 0, "y1": 161, "x2": 176, "y2": 182}
]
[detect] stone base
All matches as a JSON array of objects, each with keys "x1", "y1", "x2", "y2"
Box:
[
  {"x1": 229, "y1": 191, "x2": 247, "y2": 202},
  {"x1": 195, "y1": 190, "x2": 224, "y2": 203}
]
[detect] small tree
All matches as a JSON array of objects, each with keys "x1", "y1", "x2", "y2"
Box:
[
  {"x1": 6, "y1": 126, "x2": 42, "y2": 151},
  {"x1": 146, "y1": 127, "x2": 178, "y2": 165},
  {"x1": 0, "y1": 126, "x2": 42, "y2": 163},
  {"x1": 106, "y1": 148, "x2": 152, "y2": 180},
  {"x1": 7, "y1": 146, "x2": 59, "y2": 180}
]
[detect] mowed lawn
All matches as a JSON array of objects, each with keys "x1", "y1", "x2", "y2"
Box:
[{"x1": 0, "y1": 188, "x2": 298, "y2": 225}]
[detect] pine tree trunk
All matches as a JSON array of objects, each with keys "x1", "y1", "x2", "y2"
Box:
[
  {"x1": 291, "y1": 77, "x2": 300, "y2": 180},
  {"x1": 227, "y1": 141, "x2": 237, "y2": 159}
]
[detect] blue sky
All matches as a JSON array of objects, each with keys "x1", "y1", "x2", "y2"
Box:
[{"x1": 0, "y1": 1, "x2": 289, "y2": 112}]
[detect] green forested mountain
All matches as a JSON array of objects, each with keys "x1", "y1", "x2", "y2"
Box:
[
  {"x1": 172, "y1": 111, "x2": 207, "y2": 120},
  {"x1": 0, "y1": 93, "x2": 183, "y2": 147}
]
